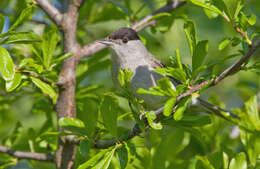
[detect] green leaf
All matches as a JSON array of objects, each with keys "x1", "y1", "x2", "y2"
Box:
[
  {"x1": 248, "y1": 14, "x2": 256, "y2": 25},
  {"x1": 190, "y1": 0, "x2": 222, "y2": 15},
  {"x1": 229, "y1": 152, "x2": 247, "y2": 169},
  {"x1": 0, "y1": 46, "x2": 15, "y2": 81},
  {"x1": 163, "y1": 115, "x2": 211, "y2": 127},
  {"x1": 163, "y1": 97, "x2": 176, "y2": 116},
  {"x1": 6, "y1": 73, "x2": 22, "y2": 92},
  {"x1": 137, "y1": 87, "x2": 166, "y2": 97},
  {"x1": 196, "y1": 156, "x2": 214, "y2": 169},
  {"x1": 223, "y1": 0, "x2": 244, "y2": 19},
  {"x1": 2, "y1": 31, "x2": 41, "y2": 44},
  {"x1": 175, "y1": 48, "x2": 183, "y2": 70},
  {"x1": 117, "y1": 144, "x2": 129, "y2": 169},
  {"x1": 58, "y1": 117, "x2": 88, "y2": 136},
  {"x1": 203, "y1": 8, "x2": 219, "y2": 19},
  {"x1": 218, "y1": 38, "x2": 231, "y2": 50},
  {"x1": 0, "y1": 14, "x2": 5, "y2": 33},
  {"x1": 184, "y1": 20, "x2": 197, "y2": 55},
  {"x1": 9, "y1": 5, "x2": 35, "y2": 31},
  {"x1": 192, "y1": 40, "x2": 208, "y2": 72},
  {"x1": 92, "y1": 148, "x2": 116, "y2": 169},
  {"x1": 174, "y1": 97, "x2": 191, "y2": 121},
  {"x1": 100, "y1": 95, "x2": 118, "y2": 137},
  {"x1": 30, "y1": 76, "x2": 57, "y2": 103},
  {"x1": 157, "y1": 77, "x2": 177, "y2": 96},
  {"x1": 80, "y1": 139, "x2": 91, "y2": 158},
  {"x1": 145, "y1": 111, "x2": 162, "y2": 130},
  {"x1": 223, "y1": 152, "x2": 229, "y2": 169},
  {"x1": 77, "y1": 149, "x2": 109, "y2": 169},
  {"x1": 42, "y1": 25, "x2": 58, "y2": 70},
  {"x1": 191, "y1": 65, "x2": 207, "y2": 80},
  {"x1": 146, "y1": 12, "x2": 171, "y2": 24},
  {"x1": 155, "y1": 67, "x2": 187, "y2": 83},
  {"x1": 245, "y1": 95, "x2": 260, "y2": 130}
]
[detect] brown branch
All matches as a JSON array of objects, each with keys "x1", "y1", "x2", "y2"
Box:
[
  {"x1": 35, "y1": 0, "x2": 63, "y2": 27},
  {"x1": 0, "y1": 146, "x2": 54, "y2": 162},
  {"x1": 80, "y1": 0, "x2": 186, "y2": 57}
]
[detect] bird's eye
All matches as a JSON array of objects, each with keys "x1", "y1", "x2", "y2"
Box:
[{"x1": 122, "y1": 37, "x2": 128, "y2": 43}]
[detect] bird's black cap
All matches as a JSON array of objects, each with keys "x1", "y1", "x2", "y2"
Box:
[{"x1": 108, "y1": 27, "x2": 140, "y2": 41}]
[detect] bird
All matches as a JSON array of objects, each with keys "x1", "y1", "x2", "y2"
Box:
[{"x1": 98, "y1": 27, "x2": 239, "y2": 119}]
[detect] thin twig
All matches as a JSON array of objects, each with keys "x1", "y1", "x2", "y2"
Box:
[
  {"x1": 35, "y1": 0, "x2": 63, "y2": 27},
  {"x1": 0, "y1": 146, "x2": 54, "y2": 162}
]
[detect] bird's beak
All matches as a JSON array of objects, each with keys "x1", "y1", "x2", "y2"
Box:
[{"x1": 97, "y1": 38, "x2": 113, "y2": 45}]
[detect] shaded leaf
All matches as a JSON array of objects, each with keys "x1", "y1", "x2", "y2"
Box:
[
  {"x1": 174, "y1": 97, "x2": 191, "y2": 121},
  {"x1": 100, "y1": 95, "x2": 118, "y2": 137},
  {"x1": 0, "y1": 46, "x2": 15, "y2": 81},
  {"x1": 0, "y1": 14, "x2": 4, "y2": 33},
  {"x1": 117, "y1": 144, "x2": 129, "y2": 169},
  {"x1": 192, "y1": 40, "x2": 208, "y2": 72},
  {"x1": 80, "y1": 139, "x2": 92, "y2": 158}
]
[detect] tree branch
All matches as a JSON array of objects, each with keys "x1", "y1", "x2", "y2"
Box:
[
  {"x1": 0, "y1": 146, "x2": 54, "y2": 162},
  {"x1": 80, "y1": 0, "x2": 186, "y2": 58},
  {"x1": 35, "y1": 0, "x2": 63, "y2": 27}
]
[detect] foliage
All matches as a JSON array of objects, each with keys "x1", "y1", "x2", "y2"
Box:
[{"x1": 0, "y1": 0, "x2": 260, "y2": 169}]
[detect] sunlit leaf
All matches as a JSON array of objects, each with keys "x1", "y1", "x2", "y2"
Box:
[
  {"x1": 30, "y1": 76, "x2": 57, "y2": 103},
  {"x1": 229, "y1": 152, "x2": 247, "y2": 169},
  {"x1": 77, "y1": 149, "x2": 109, "y2": 169},
  {"x1": 92, "y1": 147, "x2": 116, "y2": 169},
  {"x1": 2, "y1": 31, "x2": 41, "y2": 44},
  {"x1": 6, "y1": 73, "x2": 22, "y2": 92},
  {"x1": 145, "y1": 111, "x2": 162, "y2": 130},
  {"x1": 0, "y1": 46, "x2": 15, "y2": 81},
  {"x1": 58, "y1": 117, "x2": 88, "y2": 136},
  {"x1": 163, "y1": 97, "x2": 176, "y2": 116},
  {"x1": 218, "y1": 38, "x2": 230, "y2": 50}
]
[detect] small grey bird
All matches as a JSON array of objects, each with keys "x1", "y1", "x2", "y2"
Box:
[{"x1": 98, "y1": 27, "x2": 239, "y2": 119}]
